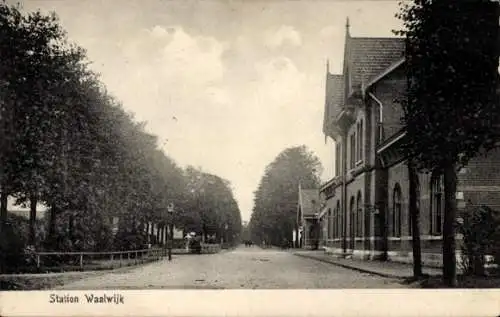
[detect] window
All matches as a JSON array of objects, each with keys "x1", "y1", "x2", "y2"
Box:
[
  {"x1": 336, "y1": 201, "x2": 341, "y2": 238},
  {"x1": 350, "y1": 134, "x2": 356, "y2": 169},
  {"x1": 359, "y1": 120, "x2": 363, "y2": 162},
  {"x1": 392, "y1": 183, "x2": 402, "y2": 237},
  {"x1": 350, "y1": 196, "x2": 355, "y2": 247},
  {"x1": 328, "y1": 209, "x2": 332, "y2": 239},
  {"x1": 377, "y1": 102, "x2": 384, "y2": 144},
  {"x1": 356, "y1": 191, "x2": 363, "y2": 237},
  {"x1": 356, "y1": 123, "x2": 360, "y2": 162},
  {"x1": 355, "y1": 123, "x2": 359, "y2": 162},
  {"x1": 335, "y1": 142, "x2": 341, "y2": 176},
  {"x1": 430, "y1": 174, "x2": 443, "y2": 235}
]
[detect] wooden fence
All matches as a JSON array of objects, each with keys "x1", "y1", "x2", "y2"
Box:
[
  {"x1": 32, "y1": 243, "x2": 222, "y2": 271},
  {"x1": 34, "y1": 248, "x2": 166, "y2": 271}
]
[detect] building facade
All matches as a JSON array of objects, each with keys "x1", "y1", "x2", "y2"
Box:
[
  {"x1": 297, "y1": 184, "x2": 322, "y2": 249},
  {"x1": 320, "y1": 19, "x2": 500, "y2": 267}
]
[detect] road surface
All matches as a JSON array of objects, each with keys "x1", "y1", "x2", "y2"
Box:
[{"x1": 57, "y1": 246, "x2": 405, "y2": 289}]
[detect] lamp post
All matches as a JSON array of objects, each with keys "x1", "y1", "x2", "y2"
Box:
[{"x1": 167, "y1": 202, "x2": 174, "y2": 261}]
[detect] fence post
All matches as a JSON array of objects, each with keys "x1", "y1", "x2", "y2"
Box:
[
  {"x1": 110, "y1": 254, "x2": 114, "y2": 262},
  {"x1": 79, "y1": 253, "x2": 83, "y2": 270},
  {"x1": 119, "y1": 253, "x2": 122, "y2": 267},
  {"x1": 135, "y1": 251, "x2": 138, "y2": 265},
  {"x1": 36, "y1": 254, "x2": 40, "y2": 269}
]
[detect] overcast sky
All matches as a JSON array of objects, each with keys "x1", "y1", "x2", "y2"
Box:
[{"x1": 18, "y1": 0, "x2": 403, "y2": 222}]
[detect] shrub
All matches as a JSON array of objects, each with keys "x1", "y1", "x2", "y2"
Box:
[
  {"x1": 0, "y1": 220, "x2": 27, "y2": 273},
  {"x1": 457, "y1": 205, "x2": 500, "y2": 276},
  {"x1": 113, "y1": 220, "x2": 147, "y2": 251}
]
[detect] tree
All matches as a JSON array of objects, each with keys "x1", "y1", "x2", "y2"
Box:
[
  {"x1": 0, "y1": 1, "x2": 90, "y2": 247},
  {"x1": 182, "y1": 167, "x2": 242, "y2": 245},
  {"x1": 408, "y1": 160, "x2": 422, "y2": 278},
  {"x1": 395, "y1": 0, "x2": 499, "y2": 286},
  {"x1": 0, "y1": 0, "x2": 241, "y2": 260},
  {"x1": 249, "y1": 145, "x2": 322, "y2": 246}
]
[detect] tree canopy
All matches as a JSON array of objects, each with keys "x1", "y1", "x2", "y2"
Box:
[
  {"x1": 0, "y1": 1, "x2": 242, "y2": 258},
  {"x1": 395, "y1": 0, "x2": 499, "y2": 286},
  {"x1": 249, "y1": 145, "x2": 322, "y2": 246}
]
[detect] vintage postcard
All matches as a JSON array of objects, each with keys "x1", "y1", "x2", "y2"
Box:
[{"x1": 0, "y1": 0, "x2": 499, "y2": 316}]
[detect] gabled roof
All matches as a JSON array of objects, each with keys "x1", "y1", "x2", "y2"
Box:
[
  {"x1": 322, "y1": 20, "x2": 406, "y2": 139},
  {"x1": 298, "y1": 188, "x2": 319, "y2": 216},
  {"x1": 323, "y1": 73, "x2": 345, "y2": 135},
  {"x1": 347, "y1": 37, "x2": 405, "y2": 94}
]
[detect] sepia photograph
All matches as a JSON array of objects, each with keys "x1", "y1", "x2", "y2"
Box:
[{"x1": 0, "y1": 0, "x2": 499, "y2": 315}]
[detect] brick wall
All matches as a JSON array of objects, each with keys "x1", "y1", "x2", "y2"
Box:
[
  {"x1": 387, "y1": 161, "x2": 411, "y2": 252},
  {"x1": 387, "y1": 161, "x2": 442, "y2": 255},
  {"x1": 324, "y1": 185, "x2": 344, "y2": 248},
  {"x1": 371, "y1": 67, "x2": 406, "y2": 142},
  {"x1": 346, "y1": 173, "x2": 366, "y2": 251},
  {"x1": 459, "y1": 148, "x2": 500, "y2": 211}
]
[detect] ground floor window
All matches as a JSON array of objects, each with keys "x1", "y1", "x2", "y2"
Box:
[
  {"x1": 336, "y1": 201, "x2": 341, "y2": 239},
  {"x1": 392, "y1": 183, "x2": 402, "y2": 237},
  {"x1": 349, "y1": 197, "x2": 355, "y2": 248},
  {"x1": 356, "y1": 192, "x2": 363, "y2": 237},
  {"x1": 430, "y1": 174, "x2": 443, "y2": 235},
  {"x1": 327, "y1": 208, "x2": 332, "y2": 239}
]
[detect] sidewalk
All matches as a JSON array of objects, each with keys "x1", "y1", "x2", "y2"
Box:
[{"x1": 293, "y1": 250, "x2": 441, "y2": 279}]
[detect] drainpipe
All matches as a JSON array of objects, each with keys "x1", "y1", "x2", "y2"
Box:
[
  {"x1": 367, "y1": 92, "x2": 383, "y2": 143},
  {"x1": 367, "y1": 91, "x2": 388, "y2": 260},
  {"x1": 368, "y1": 92, "x2": 383, "y2": 143},
  {"x1": 342, "y1": 131, "x2": 348, "y2": 255}
]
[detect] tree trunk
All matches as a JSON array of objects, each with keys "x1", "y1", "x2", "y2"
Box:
[
  {"x1": 47, "y1": 206, "x2": 58, "y2": 249},
  {"x1": 473, "y1": 243, "x2": 486, "y2": 276},
  {"x1": 0, "y1": 190, "x2": 8, "y2": 234},
  {"x1": 69, "y1": 212, "x2": 74, "y2": 247},
  {"x1": 29, "y1": 193, "x2": 37, "y2": 246},
  {"x1": 408, "y1": 161, "x2": 422, "y2": 278},
  {"x1": 443, "y1": 164, "x2": 458, "y2": 287}
]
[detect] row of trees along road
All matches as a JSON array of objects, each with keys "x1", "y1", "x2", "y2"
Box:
[
  {"x1": 249, "y1": 146, "x2": 322, "y2": 247},
  {"x1": 0, "y1": 2, "x2": 242, "y2": 270},
  {"x1": 395, "y1": 0, "x2": 499, "y2": 287}
]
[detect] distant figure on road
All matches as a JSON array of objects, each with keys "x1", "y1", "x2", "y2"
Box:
[
  {"x1": 281, "y1": 238, "x2": 289, "y2": 250},
  {"x1": 189, "y1": 236, "x2": 202, "y2": 254}
]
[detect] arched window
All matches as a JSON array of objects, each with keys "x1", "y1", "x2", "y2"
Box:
[
  {"x1": 359, "y1": 119, "x2": 364, "y2": 162},
  {"x1": 356, "y1": 191, "x2": 363, "y2": 238},
  {"x1": 336, "y1": 201, "x2": 341, "y2": 238},
  {"x1": 356, "y1": 123, "x2": 360, "y2": 162},
  {"x1": 430, "y1": 174, "x2": 443, "y2": 235},
  {"x1": 327, "y1": 208, "x2": 332, "y2": 239},
  {"x1": 393, "y1": 183, "x2": 402, "y2": 237},
  {"x1": 350, "y1": 196, "x2": 355, "y2": 248}
]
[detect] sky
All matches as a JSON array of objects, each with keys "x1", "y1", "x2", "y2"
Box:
[{"x1": 18, "y1": 0, "x2": 403, "y2": 222}]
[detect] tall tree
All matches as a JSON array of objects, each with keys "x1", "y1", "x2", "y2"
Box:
[
  {"x1": 250, "y1": 145, "x2": 322, "y2": 246},
  {"x1": 396, "y1": 0, "x2": 499, "y2": 286},
  {"x1": 182, "y1": 167, "x2": 242, "y2": 244},
  {"x1": 408, "y1": 160, "x2": 422, "y2": 278}
]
